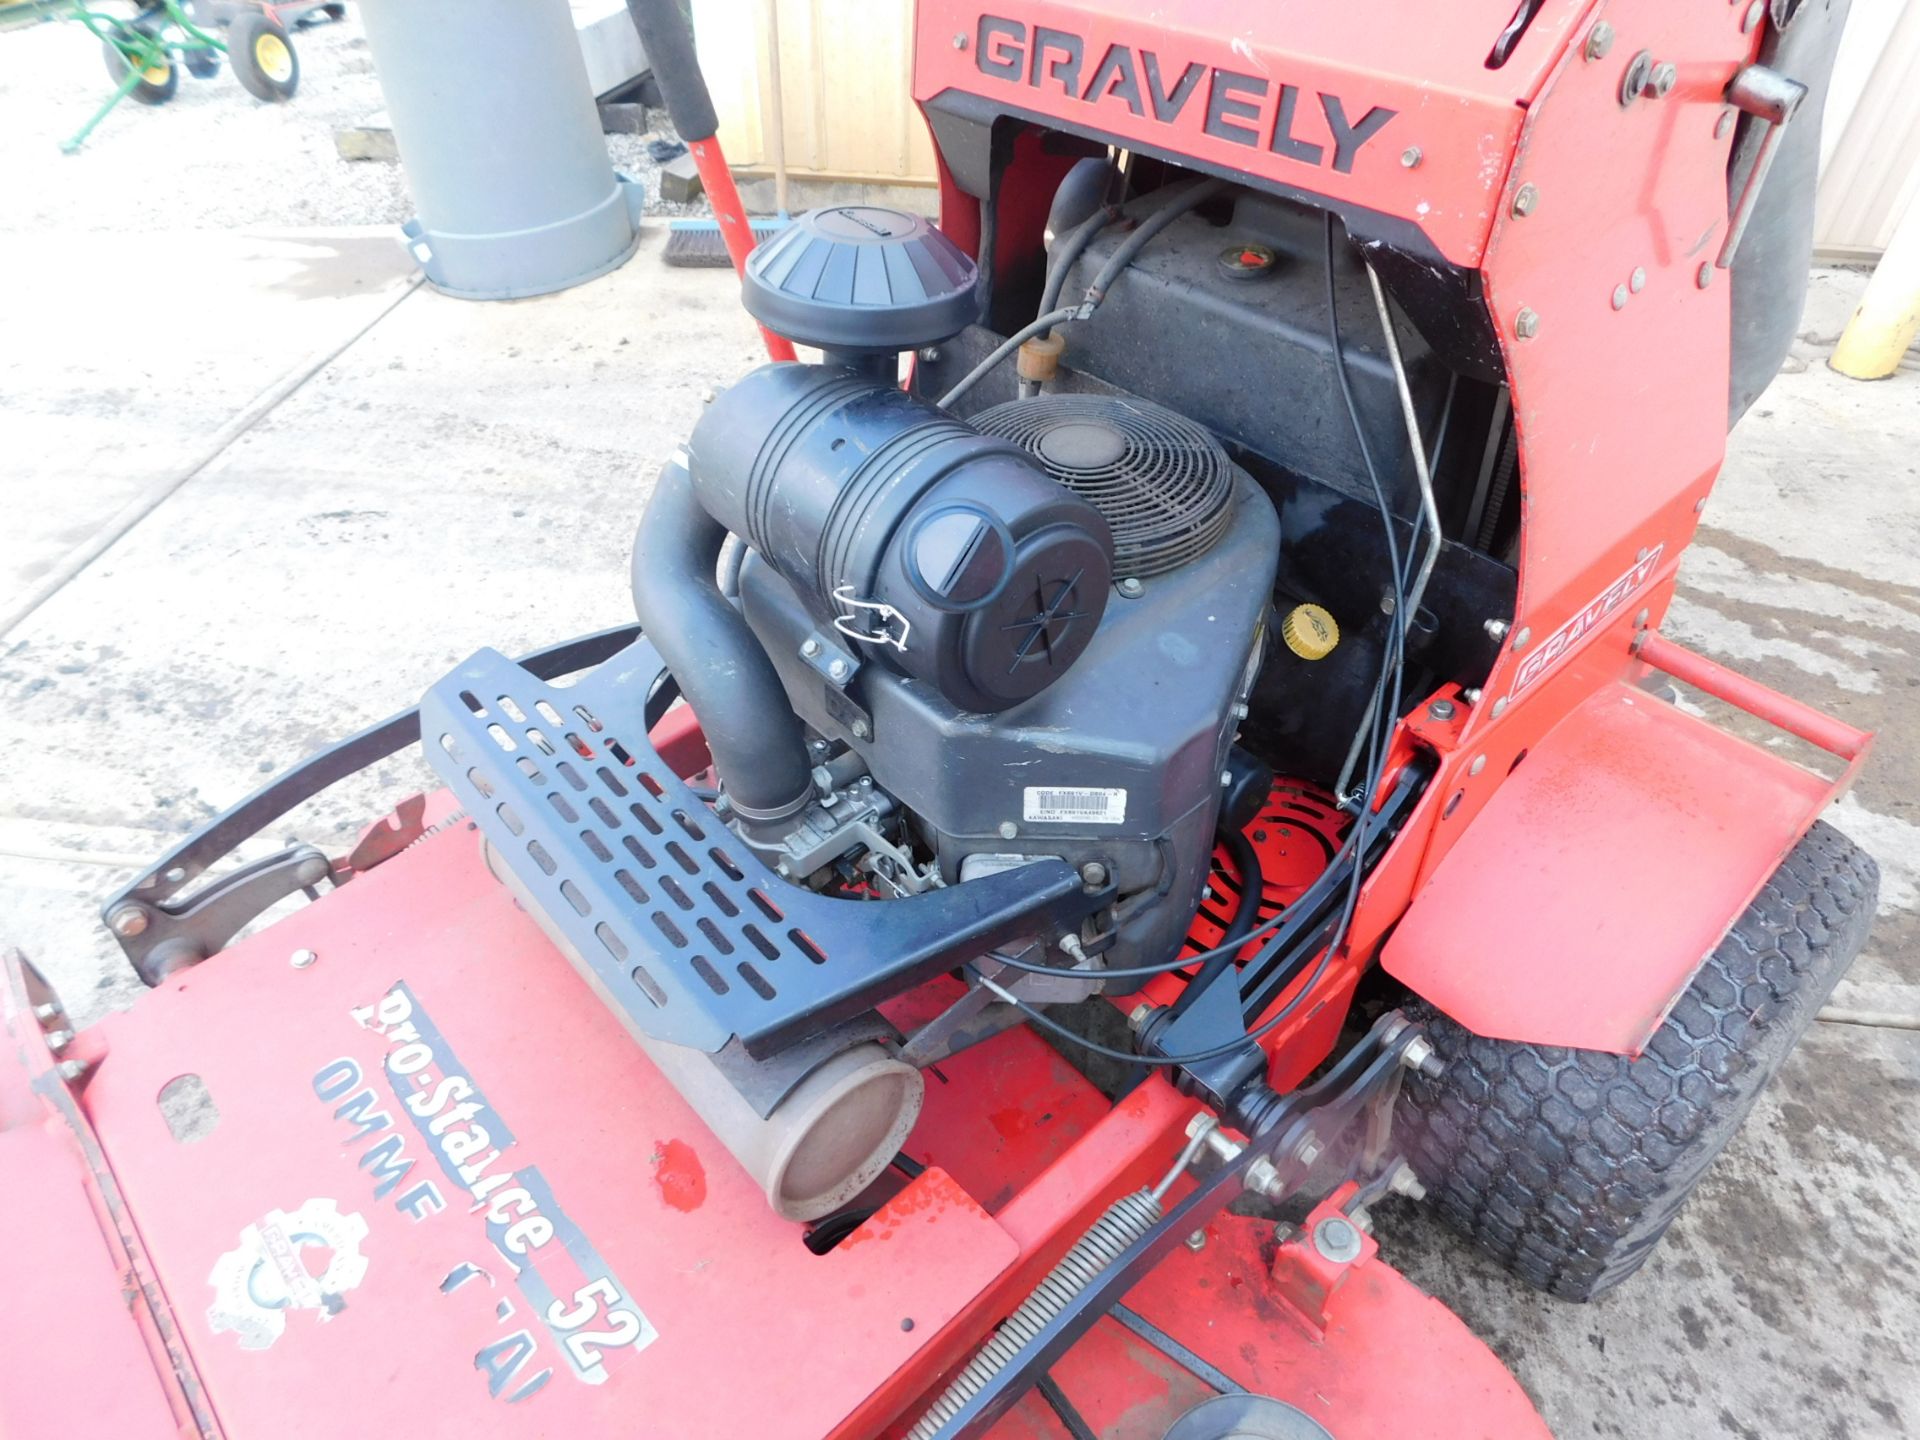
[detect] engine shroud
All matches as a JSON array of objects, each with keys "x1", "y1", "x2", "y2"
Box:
[{"x1": 741, "y1": 411, "x2": 1280, "y2": 970}]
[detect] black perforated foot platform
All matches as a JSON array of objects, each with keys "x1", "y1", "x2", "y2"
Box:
[{"x1": 422, "y1": 638, "x2": 1093, "y2": 1058}]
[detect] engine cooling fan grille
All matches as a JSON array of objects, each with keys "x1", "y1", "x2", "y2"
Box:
[{"x1": 971, "y1": 394, "x2": 1235, "y2": 578}]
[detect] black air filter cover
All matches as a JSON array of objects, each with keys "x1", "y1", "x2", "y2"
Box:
[
  {"x1": 972, "y1": 395, "x2": 1236, "y2": 578},
  {"x1": 742, "y1": 207, "x2": 978, "y2": 354}
]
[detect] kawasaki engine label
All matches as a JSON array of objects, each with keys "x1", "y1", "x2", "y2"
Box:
[{"x1": 1025, "y1": 785, "x2": 1127, "y2": 825}]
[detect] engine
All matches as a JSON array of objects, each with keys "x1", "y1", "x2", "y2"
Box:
[{"x1": 633, "y1": 205, "x2": 1277, "y2": 993}]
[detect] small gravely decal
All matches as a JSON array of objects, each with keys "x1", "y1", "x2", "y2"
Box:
[
  {"x1": 206, "y1": 1198, "x2": 369, "y2": 1350},
  {"x1": 1509, "y1": 545, "x2": 1666, "y2": 698}
]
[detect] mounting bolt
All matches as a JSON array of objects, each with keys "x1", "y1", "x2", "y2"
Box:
[
  {"x1": 1511, "y1": 626, "x2": 1532, "y2": 652},
  {"x1": 1400, "y1": 1035, "x2": 1437, "y2": 1072},
  {"x1": 952, "y1": 31, "x2": 967, "y2": 49},
  {"x1": 851, "y1": 718, "x2": 872, "y2": 740},
  {"x1": 828, "y1": 658, "x2": 852, "y2": 682},
  {"x1": 1390, "y1": 1164, "x2": 1428, "y2": 1202},
  {"x1": 1244, "y1": 1157, "x2": 1283, "y2": 1199},
  {"x1": 1742, "y1": 0, "x2": 1764, "y2": 33},
  {"x1": 1427, "y1": 699, "x2": 1457, "y2": 722},
  {"x1": 1630, "y1": 267, "x2": 1648, "y2": 294},
  {"x1": 1128, "y1": 1002, "x2": 1157, "y2": 1034},
  {"x1": 290, "y1": 948, "x2": 317, "y2": 970},
  {"x1": 917, "y1": 346, "x2": 941, "y2": 363},
  {"x1": 1461, "y1": 687, "x2": 1484, "y2": 705},
  {"x1": 800, "y1": 638, "x2": 821, "y2": 658},
  {"x1": 1220, "y1": 770, "x2": 1233, "y2": 788},
  {"x1": 1697, "y1": 262, "x2": 1715, "y2": 290},
  {"x1": 1313, "y1": 1215, "x2": 1363, "y2": 1264},
  {"x1": 1483, "y1": 618, "x2": 1510, "y2": 640},
  {"x1": 1612, "y1": 283, "x2": 1630, "y2": 311},
  {"x1": 1715, "y1": 109, "x2": 1736, "y2": 140},
  {"x1": 1080, "y1": 861, "x2": 1108, "y2": 887},
  {"x1": 1469, "y1": 754, "x2": 1487, "y2": 777},
  {"x1": 1583, "y1": 20, "x2": 1615, "y2": 60},
  {"x1": 1510, "y1": 183, "x2": 1538, "y2": 218},
  {"x1": 1514, "y1": 307, "x2": 1540, "y2": 340},
  {"x1": 45, "y1": 1028, "x2": 74, "y2": 1052},
  {"x1": 1184, "y1": 1229, "x2": 1207, "y2": 1253},
  {"x1": 33, "y1": 1003, "x2": 61, "y2": 1022},
  {"x1": 57, "y1": 1059, "x2": 89, "y2": 1082},
  {"x1": 1116, "y1": 577, "x2": 1145, "y2": 598},
  {"x1": 164, "y1": 866, "x2": 188, "y2": 885},
  {"x1": 108, "y1": 904, "x2": 149, "y2": 938},
  {"x1": 701, "y1": 388, "x2": 716, "y2": 404},
  {"x1": 998, "y1": 821, "x2": 1018, "y2": 840},
  {"x1": 1634, "y1": 607, "x2": 1651, "y2": 629},
  {"x1": 1491, "y1": 697, "x2": 1509, "y2": 719},
  {"x1": 1647, "y1": 62, "x2": 1677, "y2": 99},
  {"x1": 1695, "y1": 496, "x2": 1709, "y2": 514},
  {"x1": 1399, "y1": 145, "x2": 1422, "y2": 169},
  {"x1": 1620, "y1": 49, "x2": 1653, "y2": 104},
  {"x1": 1295, "y1": 1134, "x2": 1323, "y2": 1168}
]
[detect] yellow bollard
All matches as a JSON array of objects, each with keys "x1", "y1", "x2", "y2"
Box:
[{"x1": 1830, "y1": 194, "x2": 1920, "y2": 381}]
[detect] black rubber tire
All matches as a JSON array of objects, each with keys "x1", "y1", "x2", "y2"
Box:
[
  {"x1": 1395, "y1": 819, "x2": 1877, "y2": 1302},
  {"x1": 228, "y1": 12, "x2": 299, "y2": 102},
  {"x1": 184, "y1": 46, "x2": 222, "y2": 80},
  {"x1": 102, "y1": 36, "x2": 179, "y2": 105}
]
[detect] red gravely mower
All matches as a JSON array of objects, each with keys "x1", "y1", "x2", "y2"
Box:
[{"x1": 2, "y1": 1, "x2": 1881, "y2": 1436}]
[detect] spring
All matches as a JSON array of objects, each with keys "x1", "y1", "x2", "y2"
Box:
[{"x1": 904, "y1": 1188, "x2": 1163, "y2": 1439}]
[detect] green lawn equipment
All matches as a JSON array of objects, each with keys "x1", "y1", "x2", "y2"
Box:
[{"x1": 63, "y1": 0, "x2": 304, "y2": 153}]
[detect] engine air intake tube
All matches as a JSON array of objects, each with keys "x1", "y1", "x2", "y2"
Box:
[{"x1": 631, "y1": 455, "x2": 814, "y2": 834}]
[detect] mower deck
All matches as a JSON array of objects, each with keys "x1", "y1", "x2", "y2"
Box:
[{"x1": 3, "y1": 818, "x2": 1546, "y2": 1439}]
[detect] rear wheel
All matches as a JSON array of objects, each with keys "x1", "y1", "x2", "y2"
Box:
[
  {"x1": 1395, "y1": 820, "x2": 1877, "y2": 1301},
  {"x1": 102, "y1": 36, "x2": 179, "y2": 105},
  {"x1": 229, "y1": 12, "x2": 299, "y2": 102}
]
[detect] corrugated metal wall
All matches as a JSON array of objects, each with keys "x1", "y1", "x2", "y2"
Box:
[
  {"x1": 1815, "y1": 0, "x2": 1920, "y2": 258},
  {"x1": 690, "y1": 0, "x2": 1918, "y2": 250}
]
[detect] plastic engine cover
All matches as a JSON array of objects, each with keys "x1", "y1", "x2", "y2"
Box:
[{"x1": 740, "y1": 470, "x2": 1280, "y2": 969}]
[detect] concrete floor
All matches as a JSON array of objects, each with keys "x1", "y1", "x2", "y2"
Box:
[{"x1": 1, "y1": 226, "x2": 1916, "y2": 1438}]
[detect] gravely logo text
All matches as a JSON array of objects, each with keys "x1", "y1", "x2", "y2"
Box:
[
  {"x1": 971, "y1": 15, "x2": 1397, "y2": 174},
  {"x1": 1511, "y1": 545, "x2": 1666, "y2": 697}
]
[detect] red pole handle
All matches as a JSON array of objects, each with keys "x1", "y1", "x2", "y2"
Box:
[{"x1": 1636, "y1": 632, "x2": 1871, "y2": 761}]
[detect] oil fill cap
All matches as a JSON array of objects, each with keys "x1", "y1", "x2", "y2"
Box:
[{"x1": 1281, "y1": 603, "x2": 1340, "y2": 660}]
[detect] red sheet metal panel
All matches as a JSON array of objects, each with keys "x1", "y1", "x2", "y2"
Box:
[
  {"x1": 1003, "y1": 1209, "x2": 1551, "y2": 1440},
  {"x1": 1384, "y1": 678, "x2": 1834, "y2": 1054},
  {"x1": 73, "y1": 828, "x2": 1019, "y2": 1440},
  {"x1": 1469, "y1": 0, "x2": 1762, "y2": 747},
  {"x1": 0, "y1": 1123, "x2": 187, "y2": 1440},
  {"x1": 913, "y1": 0, "x2": 1593, "y2": 266}
]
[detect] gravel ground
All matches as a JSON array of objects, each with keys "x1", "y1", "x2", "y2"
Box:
[{"x1": 0, "y1": 4, "x2": 704, "y2": 232}]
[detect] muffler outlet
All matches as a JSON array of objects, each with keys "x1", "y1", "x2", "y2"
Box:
[
  {"x1": 485, "y1": 841, "x2": 919, "y2": 1220},
  {"x1": 637, "y1": 1033, "x2": 922, "y2": 1222}
]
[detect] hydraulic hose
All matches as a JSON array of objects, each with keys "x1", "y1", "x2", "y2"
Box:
[
  {"x1": 1083, "y1": 178, "x2": 1226, "y2": 304},
  {"x1": 944, "y1": 178, "x2": 1228, "y2": 412},
  {"x1": 630, "y1": 456, "x2": 813, "y2": 833},
  {"x1": 1018, "y1": 205, "x2": 1121, "y2": 399}
]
